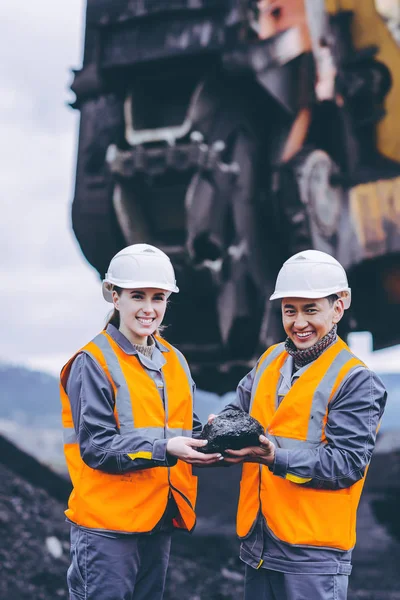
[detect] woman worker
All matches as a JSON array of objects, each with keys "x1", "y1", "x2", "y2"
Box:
[{"x1": 60, "y1": 244, "x2": 221, "y2": 600}]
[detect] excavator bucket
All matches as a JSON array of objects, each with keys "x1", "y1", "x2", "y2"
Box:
[
  {"x1": 323, "y1": 0, "x2": 400, "y2": 348},
  {"x1": 70, "y1": 0, "x2": 400, "y2": 390}
]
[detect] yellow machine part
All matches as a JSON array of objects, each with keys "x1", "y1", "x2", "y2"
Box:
[
  {"x1": 349, "y1": 176, "x2": 400, "y2": 258},
  {"x1": 325, "y1": 0, "x2": 400, "y2": 163}
]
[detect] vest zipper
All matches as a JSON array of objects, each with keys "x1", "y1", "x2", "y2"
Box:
[
  {"x1": 168, "y1": 481, "x2": 194, "y2": 510},
  {"x1": 161, "y1": 360, "x2": 193, "y2": 513},
  {"x1": 161, "y1": 369, "x2": 174, "y2": 502},
  {"x1": 160, "y1": 369, "x2": 168, "y2": 440},
  {"x1": 168, "y1": 477, "x2": 172, "y2": 499}
]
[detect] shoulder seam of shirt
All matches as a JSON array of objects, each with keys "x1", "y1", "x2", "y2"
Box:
[
  {"x1": 329, "y1": 364, "x2": 369, "y2": 406},
  {"x1": 79, "y1": 351, "x2": 114, "y2": 411}
]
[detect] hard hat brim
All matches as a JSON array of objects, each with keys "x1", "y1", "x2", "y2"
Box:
[{"x1": 102, "y1": 280, "x2": 179, "y2": 303}]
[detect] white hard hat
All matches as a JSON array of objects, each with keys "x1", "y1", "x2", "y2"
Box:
[
  {"x1": 270, "y1": 250, "x2": 351, "y2": 309},
  {"x1": 102, "y1": 244, "x2": 179, "y2": 303}
]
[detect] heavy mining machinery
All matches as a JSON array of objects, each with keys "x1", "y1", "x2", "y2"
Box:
[{"x1": 70, "y1": 0, "x2": 400, "y2": 391}]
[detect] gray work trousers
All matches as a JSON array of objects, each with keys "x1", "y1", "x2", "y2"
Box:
[
  {"x1": 244, "y1": 565, "x2": 349, "y2": 600},
  {"x1": 67, "y1": 523, "x2": 172, "y2": 600}
]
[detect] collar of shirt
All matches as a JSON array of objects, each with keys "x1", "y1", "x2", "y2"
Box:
[
  {"x1": 278, "y1": 355, "x2": 314, "y2": 399},
  {"x1": 105, "y1": 324, "x2": 168, "y2": 371}
]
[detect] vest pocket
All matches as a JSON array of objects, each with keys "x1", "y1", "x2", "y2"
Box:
[
  {"x1": 261, "y1": 473, "x2": 354, "y2": 550},
  {"x1": 293, "y1": 487, "x2": 353, "y2": 550}
]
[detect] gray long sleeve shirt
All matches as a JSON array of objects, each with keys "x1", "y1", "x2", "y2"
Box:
[
  {"x1": 224, "y1": 350, "x2": 387, "y2": 573},
  {"x1": 66, "y1": 325, "x2": 202, "y2": 474},
  {"x1": 64, "y1": 325, "x2": 202, "y2": 536}
]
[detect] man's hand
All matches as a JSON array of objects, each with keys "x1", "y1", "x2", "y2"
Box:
[
  {"x1": 207, "y1": 413, "x2": 218, "y2": 423},
  {"x1": 166, "y1": 436, "x2": 223, "y2": 466},
  {"x1": 223, "y1": 435, "x2": 276, "y2": 466}
]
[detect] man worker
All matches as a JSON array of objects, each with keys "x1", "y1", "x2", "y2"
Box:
[{"x1": 217, "y1": 250, "x2": 387, "y2": 599}]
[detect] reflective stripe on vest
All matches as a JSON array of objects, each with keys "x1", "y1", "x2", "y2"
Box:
[
  {"x1": 237, "y1": 337, "x2": 366, "y2": 550},
  {"x1": 85, "y1": 335, "x2": 193, "y2": 439},
  {"x1": 60, "y1": 331, "x2": 197, "y2": 533},
  {"x1": 249, "y1": 343, "x2": 286, "y2": 413}
]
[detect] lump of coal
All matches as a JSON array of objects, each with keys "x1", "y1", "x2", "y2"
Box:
[{"x1": 198, "y1": 409, "x2": 264, "y2": 454}]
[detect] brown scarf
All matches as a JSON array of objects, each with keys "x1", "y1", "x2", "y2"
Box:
[
  {"x1": 285, "y1": 325, "x2": 338, "y2": 369},
  {"x1": 134, "y1": 336, "x2": 155, "y2": 359}
]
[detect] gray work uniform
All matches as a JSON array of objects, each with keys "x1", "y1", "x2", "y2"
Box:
[
  {"x1": 64, "y1": 324, "x2": 201, "y2": 600},
  {"x1": 225, "y1": 347, "x2": 387, "y2": 600}
]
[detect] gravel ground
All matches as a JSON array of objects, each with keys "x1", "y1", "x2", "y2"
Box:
[
  {"x1": 1, "y1": 446, "x2": 399, "y2": 599},
  {"x1": 165, "y1": 490, "x2": 400, "y2": 600},
  {"x1": 0, "y1": 462, "x2": 70, "y2": 600}
]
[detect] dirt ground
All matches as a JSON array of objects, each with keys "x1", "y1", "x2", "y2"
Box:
[
  {"x1": 1, "y1": 450, "x2": 399, "y2": 599},
  {"x1": 165, "y1": 490, "x2": 400, "y2": 600}
]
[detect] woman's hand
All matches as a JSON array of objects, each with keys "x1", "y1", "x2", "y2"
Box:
[
  {"x1": 223, "y1": 435, "x2": 276, "y2": 466},
  {"x1": 166, "y1": 436, "x2": 223, "y2": 465}
]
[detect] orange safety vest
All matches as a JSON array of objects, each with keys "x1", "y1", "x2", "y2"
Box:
[
  {"x1": 60, "y1": 330, "x2": 197, "y2": 533},
  {"x1": 237, "y1": 337, "x2": 366, "y2": 551}
]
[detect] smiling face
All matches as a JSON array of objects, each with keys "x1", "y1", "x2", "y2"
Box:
[
  {"x1": 112, "y1": 288, "x2": 168, "y2": 345},
  {"x1": 282, "y1": 296, "x2": 344, "y2": 350}
]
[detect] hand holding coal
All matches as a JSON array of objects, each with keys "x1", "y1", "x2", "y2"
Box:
[{"x1": 198, "y1": 409, "x2": 264, "y2": 454}]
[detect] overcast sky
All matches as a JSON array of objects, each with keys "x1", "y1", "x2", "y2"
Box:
[
  {"x1": 1, "y1": 0, "x2": 400, "y2": 377},
  {"x1": 1, "y1": 0, "x2": 109, "y2": 375}
]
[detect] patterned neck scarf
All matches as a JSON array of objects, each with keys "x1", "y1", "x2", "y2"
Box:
[
  {"x1": 285, "y1": 325, "x2": 338, "y2": 369},
  {"x1": 134, "y1": 336, "x2": 155, "y2": 359}
]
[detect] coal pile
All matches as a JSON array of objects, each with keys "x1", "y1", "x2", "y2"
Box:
[
  {"x1": 2, "y1": 432, "x2": 400, "y2": 600},
  {"x1": 347, "y1": 450, "x2": 400, "y2": 599},
  {"x1": 167, "y1": 533, "x2": 243, "y2": 600},
  {"x1": 364, "y1": 450, "x2": 400, "y2": 542},
  {"x1": 0, "y1": 460, "x2": 70, "y2": 600},
  {"x1": 0, "y1": 435, "x2": 244, "y2": 600},
  {"x1": 199, "y1": 409, "x2": 264, "y2": 454}
]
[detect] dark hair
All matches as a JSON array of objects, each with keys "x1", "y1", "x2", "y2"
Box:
[
  {"x1": 327, "y1": 294, "x2": 339, "y2": 306},
  {"x1": 105, "y1": 285, "x2": 122, "y2": 329}
]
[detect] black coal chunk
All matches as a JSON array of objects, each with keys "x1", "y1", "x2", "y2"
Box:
[{"x1": 198, "y1": 409, "x2": 264, "y2": 454}]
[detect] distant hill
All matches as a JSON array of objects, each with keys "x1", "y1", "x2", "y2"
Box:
[
  {"x1": 0, "y1": 363, "x2": 60, "y2": 427},
  {"x1": 0, "y1": 362, "x2": 399, "y2": 429},
  {"x1": 0, "y1": 362, "x2": 234, "y2": 427},
  {"x1": 194, "y1": 373, "x2": 400, "y2": 433},
  {"x1": 0, "y1": 360, "x2": 399, "y2": 458}
]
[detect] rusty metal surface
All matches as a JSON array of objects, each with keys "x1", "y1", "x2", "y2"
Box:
[
  {"x1": 70, "y1": 0, "x2": 400, "y2": 385},
  {"x1": 349, "y1": 177, "x2": 400, "y2": 259}
]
